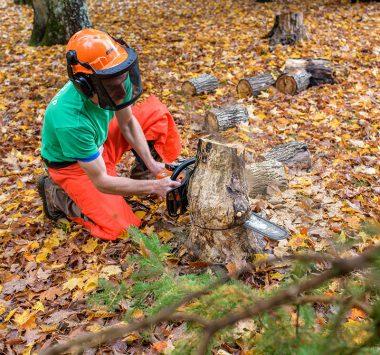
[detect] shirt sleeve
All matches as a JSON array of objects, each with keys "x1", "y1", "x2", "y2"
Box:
[{"x1": 56, "y1": 126, "x2": 99, "y2": 161}]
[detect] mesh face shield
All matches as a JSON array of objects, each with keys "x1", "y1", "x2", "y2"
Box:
[{"x1": 91, "y1": 47, "x2": 143, "y2": 111}]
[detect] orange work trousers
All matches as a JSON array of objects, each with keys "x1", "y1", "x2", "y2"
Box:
[{"x1": 48, "y1": 95, "x2": 181, "y2": 241}]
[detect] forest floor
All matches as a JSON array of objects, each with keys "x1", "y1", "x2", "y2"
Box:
[{"x1": 0, "y1": 0, "x2": 379, "y2": 353}]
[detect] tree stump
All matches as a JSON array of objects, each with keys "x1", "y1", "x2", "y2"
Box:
[
  {"x1": 283, "y1": 58, "x2": 335, "y2": 86},
  {"x1": 181, "y1": 74, "x2": 219, "y2": 96},
  {"x1": 261, "y1": 141, "x2": 311, "y2": 170},
  {"x1": 275, "y1": 70, "x2": 311, "y2": 95},
  {"x1": 204, "y1": 104, "x2": 249, "y2": 131},
  {"x1": 30, "y1": 0, "x2": 91, "y2": 46},
  {"x1": 187, "y1": 139, "x2": 257, "y2": 264},
  {"x1": 266, "y1": 12, "x2": 308, "y2": 48},
  {"x1": 247, "y1": 160, "x2": 288, "y2": 197},
  {"x1": 237, "y1": 73, "x2": 275, "y2": 98}
]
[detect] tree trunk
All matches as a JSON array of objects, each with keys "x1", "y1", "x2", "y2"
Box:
[
  {"x1": 247, "y1": 159, "x2": 288, "y2": 197},
  {"x1": 261, "y1": 141, "x2": 312, "y2": 170},
  {"x1": 275, "y1": 70, "x2": 311, "y2": 95},
  {"x1": 283, "y1": 58, "x2": 335, "y2": 86},
  {"x1": 181, "y1": 74, "x2": 219, "y2": 96},
  {"x1": 204, "y1": 104, "x2": 248, "y2": 132},
  {"x1": 187, "y1": 139, "x2": 257, "y2": 264},
  {"x1": 30, "y1": 0, "x2": 91, "y2": 46},
  {"x1": 266, "y1": 12, "x2": 308, "y2": 49},
  {"x1": 237, "y1": 72, "x2": 275, "y2": 98}
]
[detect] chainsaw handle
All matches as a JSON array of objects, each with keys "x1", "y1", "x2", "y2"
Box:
[{"x1": 170, "y1": 158, "x2": 196, "y2": 181}]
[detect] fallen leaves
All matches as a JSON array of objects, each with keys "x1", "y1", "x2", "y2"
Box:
[{"x1": 0, "y1": 0, "x2": 379, "y2": 353}]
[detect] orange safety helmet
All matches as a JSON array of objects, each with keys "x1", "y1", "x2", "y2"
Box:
[{"x1": 66, "y1": 28, "x2": 143, "y2": 111}]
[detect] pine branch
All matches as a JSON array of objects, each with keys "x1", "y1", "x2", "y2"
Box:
[
  {"x1": 41, "y1": 246, "x2": 379, "y2": 355},
  {"x1": 196, "y1": 245, "x2": 379, "y2": 354}
]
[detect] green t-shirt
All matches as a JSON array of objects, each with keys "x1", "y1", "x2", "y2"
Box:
[{"x1": 41, "y1": 80, "x2": 131, "y2": 163}]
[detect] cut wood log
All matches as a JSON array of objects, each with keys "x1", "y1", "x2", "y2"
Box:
[
  {"x1": 275, "y1": 70, "x2": 311, "y2": 95},
  {"x1": 261, "y1": 141, "x2": 311, "y2": 170},
  {"x1": 237, "y1": 73, "x2": 275, "y2": 98},
  {"x1": 266, "y1": 12, "x2": 308, "y2": 48},
  {"x1": 181, "y1": 74, "x2": 219, "y2": 96},
  {"x1": 204, "y1": 104, "x2": 249, "y2": 131},
  {"x1": 187, "y1": 139, "x2": 257, "y2": 263},
  {"x1": 247, "y1": 159, "x2": 288, "y2": 197},
  {"x1": 284, "y1": 58, "x2": 335, "y2": 86}
]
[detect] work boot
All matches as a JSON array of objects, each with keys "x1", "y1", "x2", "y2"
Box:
[
  {"x1": 37, "y1": 175, "x2": 66, "y2": 221},
  {"x1": 37, "y1": 175, "x2": 84, "y2": 221},
  {"x1": 130, "y1": 141, "x2": 161, "y2": 180}
]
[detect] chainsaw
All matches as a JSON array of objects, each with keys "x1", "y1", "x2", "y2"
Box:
[{"x1": 161, "y1": 158, "x2": 289, "y2": 241}]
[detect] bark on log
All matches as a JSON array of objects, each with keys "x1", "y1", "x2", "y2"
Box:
[
  {"x1": 266, "y1": 12, "x2": 308, "y2": 48},
  {"x1": 261, "y1": 141, "x2": 311, "y2": 170},
  {"x1": 237, "y1": 73, "x2": 275, "y2": 98},
  {"x1": 204, "y1": 104, "x2": 248, "y2": 131},
  {"x1": 187, "y1": 139, "x2": 257, "y2": 263},
  {"x1": 284, "y1": 58, "x2": 335, "y2": 86},
  {"x1": 30, "y1": 0, "x2": 91, "y2": 46},
  {"x1": 247, "y1": 160, "x2": 288, "y2": 197},
  {"x1": 275, "y1": 70, "x2": 311, "y2": 95},
  {"x1": 181, "y1": 74, "x2": 219, "y2": 96}
]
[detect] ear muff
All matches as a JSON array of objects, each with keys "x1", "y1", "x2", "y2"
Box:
[
  {"x1": 66, "y1": 50, "x2": 94, "y2": 98},
  {"x1": 72, "y1": 75, "x2": 94, "y2": 97}
]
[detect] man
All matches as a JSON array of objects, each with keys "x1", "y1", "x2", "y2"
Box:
[{"x1": 38, "y1": 28, "x2": 181, "y2": 240}]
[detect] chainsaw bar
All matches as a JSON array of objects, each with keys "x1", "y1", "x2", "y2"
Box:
[{"x1": 244, "y1": 212, "x2": 289, "y2": 241}]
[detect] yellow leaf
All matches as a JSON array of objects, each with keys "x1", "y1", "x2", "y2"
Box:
[
  {"x1": 63, "y1": 277, "x2": 81, "y2": 291},
  {"x1": 288, "y1": 233, "x2": 310, "y2": 250},
  {"x1": 125, "y1": 331, "x2": 140, "y2": 343},
  {"x1": 87, "y1": 323, "x2": 102, "y2": 333},
  {"x1": 40, "y1": 324, "x2": 58, "y2": 332},
  {"x1": 0, "y1": 303, "x2": 6, "y2": 317},
  {"x1": 36, "y1": 248, "x2": 50, "y2": 263},
  {"x1": 132, "y1": 309, "x2": 144, "y2": 319},
  {"x1": 254, "y1": 254, "x2": 269, "y2": 263},
  {"x1": 14, "y1": 309, "x2": 37, "y2": 330},
  {"x1": 4, "y1": 308, "x2": 17, "y2": 322},
  {"x1": 100, "y1": 265, "x2": 122, "y2": 278},
  {"x1": 22, "y1": 345, "x2": 33, "y2": 355},
  {"x1": 158, "y1": 230, "x2": 173, "y2": 242},
  {"x1": 32, "y1": 301, "x2": 44, "y2": 313},
  {"x1": 271, "y1": 272, "x2": 284, "y2": 281},
  {"x1": 135, "y1": 210, "x2": 146, "y2": 219},
  {"x1": 83, "y1": 275, "x2": 98, "y2": 293},
  {"x1": 27, "y1": 241, "x2": 40, "y2": 250},
  {"x1": 81, "y1": 239, "x2": 98, "y2": 253}
]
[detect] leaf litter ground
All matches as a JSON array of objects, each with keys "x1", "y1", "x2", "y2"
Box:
[{"x1": 0, "y1": 0, "x2": 379, "y2": 353}]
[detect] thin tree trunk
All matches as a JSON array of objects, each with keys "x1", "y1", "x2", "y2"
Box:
[{"x1": 30, "y1": 0, "x2": 91, "y2": 46}]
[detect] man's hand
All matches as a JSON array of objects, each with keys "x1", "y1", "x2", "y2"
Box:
[
  {"x1": 149, "y1": 161, "x2": 166, "y2": 176},
  {"x1": 153, "y1": 177, "x2": 181, "y2": 198}
]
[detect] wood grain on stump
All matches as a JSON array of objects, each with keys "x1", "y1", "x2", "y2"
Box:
[
  {"x1": 187, "y1": 139, "x2": 257, "y2": 263},
  {"x1": 266, "y1": 12, "x2": 308, "y2": 48},
  {"x1": 237, "y1": 72, "x2": 275, "y2": 98},
  {"x1": 275, "y1": 70, "x2": 311, "y2": 95},
  {"x1": 181, "y1": 74, "x2": 219, "y2": 96},
  {"x1": 204, "y1": 104, "x2": 249, "y2": 131}
]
